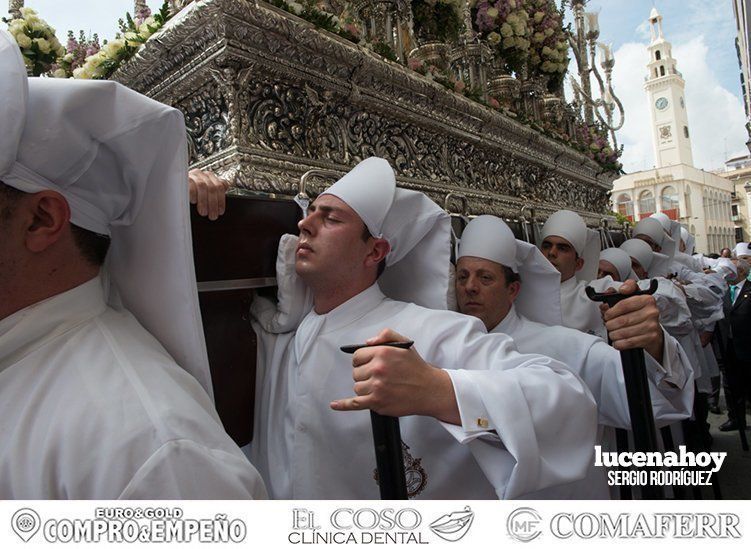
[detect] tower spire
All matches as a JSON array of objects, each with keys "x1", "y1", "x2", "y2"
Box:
[
  {"x1": 643, "y1": 8, "x2": 694, "y2": 168},
  {"x1": 648, "y1": 7, "x2": 664, "y2": 43}
]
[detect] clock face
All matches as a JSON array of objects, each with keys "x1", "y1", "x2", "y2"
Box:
[{"x1": 655, "y1": 97, "x2": 669, "y2": 110}]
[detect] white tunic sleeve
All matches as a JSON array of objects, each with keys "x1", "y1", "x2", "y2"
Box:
[
  {"x1": 572, "y1": 333, "x2": 692, "y2": 429},
  {"x1": 119, "y1": 440, "x2": 268, "y2": 499},
  {"x1": 419, "y1": 316, "x2": 598, "y2": 499},
  {"x1": 647, "y1": 278, "x2": 694, "y2": 335}
]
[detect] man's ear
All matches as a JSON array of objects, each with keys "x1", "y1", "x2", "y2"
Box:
[
  {"x1": 508, "y1": 281, "x2": 522, "y2": 303},
  {"x1": 366, "y1": 237, "x2": 390, "y2": 267},
  {"x1": 24, "y1": 191, "x2": 71, "y2": 253},
  {"x1": 574, "y1": 256, "x2": 585, "y2": 272}
]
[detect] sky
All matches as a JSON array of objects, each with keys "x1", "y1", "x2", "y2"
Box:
[{"x1": 15, "y1": 0, "x2": 750, "y2": 174}]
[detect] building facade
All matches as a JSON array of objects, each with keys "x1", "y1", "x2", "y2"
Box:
[
  {"x1": 733, "y1": 0, "x2": 751, "y2": 147},
  {"x1": 612, "y1": 8, "x2": 735, "y2": 254},
  {"x1": 719, "y1": 154, "x2": 751, "y2": 243},
  {"x1": 613, "y1": 165, "x2": 734, "y2": 254}
]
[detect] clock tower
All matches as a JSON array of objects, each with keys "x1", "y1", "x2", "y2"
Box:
[{"x1": 644, "y1": 7, "x2": 694, "y2": 168}]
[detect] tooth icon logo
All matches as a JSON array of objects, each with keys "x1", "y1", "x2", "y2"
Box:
[
  {"x1": 429, "y1": 506, "x2": 474, "y2": 542},
  {"x1": 12, "y1": 508, "x2": 40, "y2": 542}
]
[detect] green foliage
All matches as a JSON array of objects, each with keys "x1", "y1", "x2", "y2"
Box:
[{"x1": 372, "y1": 40, "x2": 397, "y2": 62}]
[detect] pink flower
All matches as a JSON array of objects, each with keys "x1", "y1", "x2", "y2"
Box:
[{"x1": 408, "y1": 58, "x2": 424, "y2": 71}]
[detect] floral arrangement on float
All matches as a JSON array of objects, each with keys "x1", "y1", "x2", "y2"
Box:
[
  {"x1": 3, "y1": 7, "x2": 65, "y2": 76},
  {"x1": 525, "y1": 0, "x2": 568, "y2": 92},
  {"x1": 575, "y1": 122, "x2": 623, "y2": 173},
  {"x1": 3, "y1": 1, "x2": 172, "y2": 79},
  {"x1": 55, "y1": 31, "x2": 102, "y2": 78},
  {"x1": 74, "y1": 1, "x2": 171, "y2": 79},
  {"x1": 471, "y1": 0, "x2": 531, "y2": 75}
]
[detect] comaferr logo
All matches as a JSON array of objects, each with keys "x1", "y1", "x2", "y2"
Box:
[
  {"x1": 550, "y1": 513, "x2": 742, "y2": 539},
  {"x1": 506, "y1": 507, "x2": 542, "y2": 542}
]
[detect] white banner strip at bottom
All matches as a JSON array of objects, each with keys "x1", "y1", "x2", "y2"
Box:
[{"x1": 1, "y1": 500, "x2": 748, "y2": 549}]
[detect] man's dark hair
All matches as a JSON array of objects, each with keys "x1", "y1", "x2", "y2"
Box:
[
  {"x1": 707, "y1": 253, "x2": 720, "y2": 259},
  {"x1": 0, "y1": 180, "x2": 110, "y2": 266},
  {"x1": 501, "y1": 265, "x2": 521, "y2": 286},
  {"x1": 0, "y1": 180, "x2": 23, "y2": 219},
  {"x1": 361, "y1": 224, "x2": 387, "y2": 278},
  {"x1": 70, "y1": 224, "x2": 111, "y2": 266}
]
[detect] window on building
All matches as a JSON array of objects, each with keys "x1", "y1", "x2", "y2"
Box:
[
  {"x1": 683, "y1": 126, "x2": 689, "y2": 138},
  {"x1": 660, "y1": 186, "x2": 680, "y2": 219},
  {"x1": 655, "y1": 50, "x2": 661, "y2": 60},
  {"x1": 616, "y1": 193, "x2": 634, "y2": 222},
  {"x1": 638, "y1": 190, "x2": 655, "y2": 218},
  {"x1": 660, "y1": 65, "x2": 665, "y2": 76},
  {"x1": 654, "y1": 68, "x2": 658, "y2": 78},
  {"x1": 732, "y1": 204, "x2": 738, "y2": 217},
  {"x1": 736, "y1": 227, "x2": 745, "y2": 242}
]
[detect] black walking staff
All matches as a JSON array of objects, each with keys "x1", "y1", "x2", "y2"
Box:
[
  {"x1": 586, "y1": 279, "x2": 664, "y2": 500},
  {"x1": 340, "y1": 340, "x2": 413, "y2": 500}
]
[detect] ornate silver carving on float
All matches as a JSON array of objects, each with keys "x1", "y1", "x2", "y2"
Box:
[
  {"x1": 7, "y1": 0, "x2": 24, "y2": 19},
  {"x1": 112, "y1": 0, "x2": 616, "y2": 224}
]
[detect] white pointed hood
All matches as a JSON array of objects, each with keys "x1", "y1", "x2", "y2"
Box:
[
  {"x1": 458, "y1": 215, "x2": 562, "y2": 325},
  {"x1": 599, "y1": 247, "x2": 636, "y2": 281},
  {"x1": 540, "y1": 210, "x2": 600, "y2": 282},
  {"x1": 0, "y1": 30, "x2": 212, "y2": 397}
]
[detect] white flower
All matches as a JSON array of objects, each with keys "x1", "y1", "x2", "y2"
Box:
[
  {"x1": 8, "y1": 19, "x2": 25, "y2": 34},
  {"x1": 85, "y1": 50, "x2": 106, "y2": 67},
  {"x1": 52, "y1": 68, "x2": 67, "y2": 78},
  {"x1": 288, "y1": 1, "x2": 304, "y2": 15},
  {"x1": 24, "y1": 15, "x2": 41, "y2": 28},
  {"x1": 534, "y1": 11, "x2": 545, "y2": 24},
  {"x1": 487, "y1": 7, "x2": 499, "y2": 18},
  {"x1": 15, "y1": 33, "x2": 32, "y2": 49},
  {"x1": 18, "y1": 7, "x2": 37, "y2": 17},
  {"x1": 487, "y1": 31, "x2": 501, "y2": 45},
  {"x1": 500, "y1": 23, "x2": 513, "y2": 38},
  {"x1": 138, "y1": 17, "x2": 158, "y2": 38},
  {"x1": 104, "y1": 38, "x2": 125, "y2": 57},
  {"x1": 73, "y1": 66, "x2": 90, "y2": 79}
]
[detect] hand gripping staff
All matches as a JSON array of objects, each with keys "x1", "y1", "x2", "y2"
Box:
[
  {"x1": 585, "y1": 279, "x2": 665, "y2": 500},
  {"x1": 340, "y1": 341, "x2": 413, "y2": 500}
]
